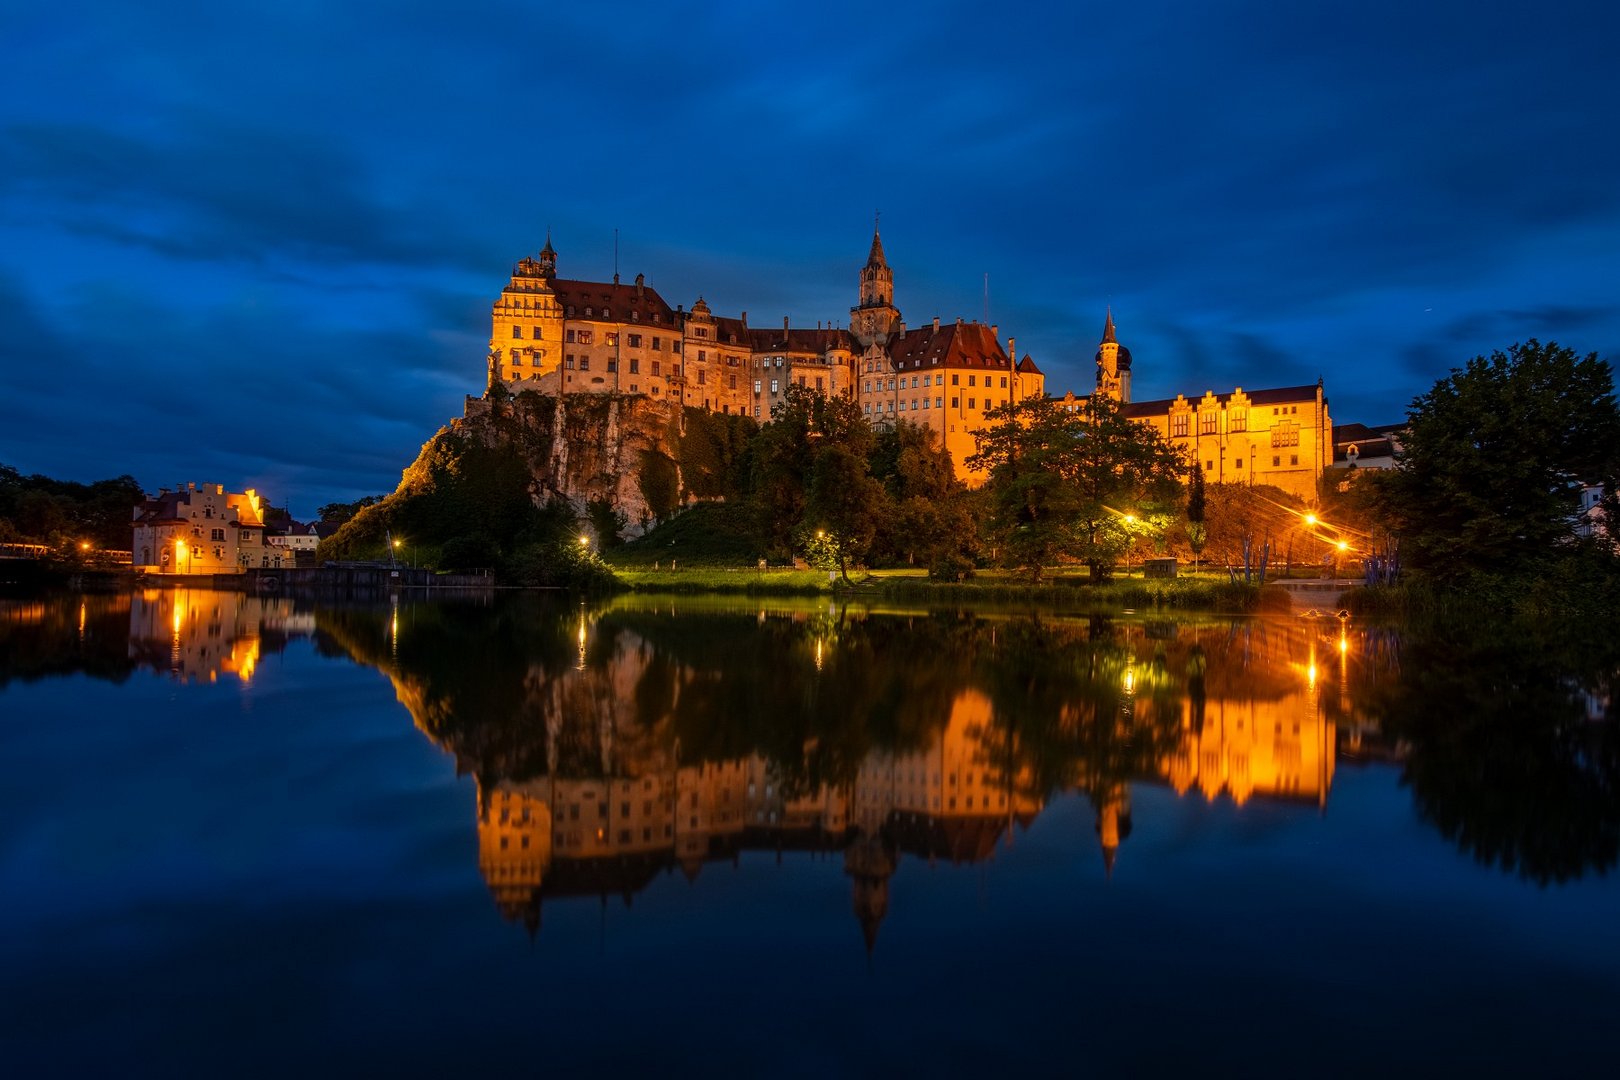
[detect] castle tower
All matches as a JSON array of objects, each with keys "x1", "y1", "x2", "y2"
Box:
[
  {"x1": 850, "y1": 224, "x2": 902, "y2": 349},
  {"x1": 488, "y1": 239, "x2": 564, "y2": 387},
  {"x1": 1094, "y1": 308, "x2": 1134, "y2": 403}
]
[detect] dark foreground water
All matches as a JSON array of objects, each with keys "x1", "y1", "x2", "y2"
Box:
[{"x1": 2, "y1": 589, "x2": 1616, "y2": 1075}]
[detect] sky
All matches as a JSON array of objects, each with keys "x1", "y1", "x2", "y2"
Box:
[{"x1": 1, "y1": 0, "x2": 1616, "y2": 514}]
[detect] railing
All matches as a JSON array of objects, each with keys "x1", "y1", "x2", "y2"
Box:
[{"x1": 0, "y1": 542, "x2": 51, "y2": 559}]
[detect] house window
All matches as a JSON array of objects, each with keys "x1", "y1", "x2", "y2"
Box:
[
  {"x1": 566, "y1": 329, "x2": 575, "y2": 343},
  {"x1": 605, "y1": 332, "x2": 618, "y2": 346},
  {"x1": 968, "y1": 375, "x2": 977, "y2": 386},
  {"x1": 511, "y1": 325, "x2": 522, "y2": 339},
  {"x1": 652, "y1": 361, "x2": 661, "y2": 376},
  {"x1": 698, "y1": 370, "x2": 706, "y2": 386},
  {"x1": 1235, "y1": 459, "x2": 1244, "y2": 469},
  {"x1": 770, "y1": 379, "x2": 779, "y2": 394},
  {"x1": 628, "y1": 334, "x2": 642, "y2": 348},
  {"x1": 1273, "y1": 455, "x2": 1281, "y2": 467},
  {"x1": 630, "y1": 358, "x2": 639, "y2": 374},
  {"x1": 532, "y1": 326, "x2": 542, "y2": 339},
  {"x1": 952, "y1": 374, "x2": 960, "y2": 386},
  {"x1": 607, "y1": 359, "x2": 617, "y2": 372},
  {"x1": 1230, "y1": 408, "x2": 1247, "y2": 432},
  {"x1": 698, "y1": 350, "x2": 706, "y2": 362},
  {"x1": 754, "y1": 380, "x2": 762, "y2": 394},
  {"x1": 579, "y1": 357, "x2": 589, "y2": 371},
  {"x1": 211, "y1": 528, "x2": 225, "y2": 541},
  {"x1": 1291, "y1": 454, "x2": 1299, "y2": 466},
  {"x1": 1206, "y1": 460, "x2": 1214, "y2": 471},
  {"x1": 577, "y1": 330, "x2": 593, "y2": 345},
  {"x1": 1200, "y1": 412, "x2": 1217, "y2": 435},
  {"x1": 968, "y1": 398, "x2": 976, "y2": 409},
  {"x1": 1000, "y1": 377, "x2": 1008, "y2": 388},
  {"x1": 652, "y1": 337, "x2": 662, "y2": 351},
  {"x1": 565, "y1": 355, "x2": 575, "y2": 369},
  {"x1": 1172, "y1": 413, "x2": 1189, "y2": 437},
  {"x1": 951, "y1": 397, "x2": 959, "y2": 408}
]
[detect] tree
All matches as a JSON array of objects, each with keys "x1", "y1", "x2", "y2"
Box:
[
  {"x1": 1186, "y1": 462, "x2": 1207, "y2": 573},
  {"x1": 805, "y1": 444, "x2": 884, "y2": 582},
  {"x1": 868, "y1": 420, "x2": 974, "y2": 569},
  {"x1": 750, "y1": 385, "x2": 875, "y2": 560},
  {"x1": 967, "y1": 394, "x2": 1187, "y2": 581},
  {"x1": 1390, "y1": 340, "x2": 1620, "y2": 579}
]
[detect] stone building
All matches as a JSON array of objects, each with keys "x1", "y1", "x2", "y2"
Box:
[
  {"x1": 1070, "y1": 311, "x2": 1335, "y2": 502},
  {"x1": 131, "y1": 482, "x2": 291, "y2": 575},
  {"x1": 487, "y1": 230, "x2": 1344, "y2": 496}
]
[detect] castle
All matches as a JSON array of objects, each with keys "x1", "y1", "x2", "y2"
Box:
[{"x1": 489, "y1": 229, "x2": 1331, "y2": 500}]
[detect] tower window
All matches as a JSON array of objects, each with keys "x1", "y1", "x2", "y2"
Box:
[{"x1": 511, "y1": 326, "x2": 523, "y2": 339}]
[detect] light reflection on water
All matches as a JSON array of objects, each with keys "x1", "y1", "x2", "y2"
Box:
[{"x1": 1, "y1": 589, "x2": 1616, "y2": 1072}]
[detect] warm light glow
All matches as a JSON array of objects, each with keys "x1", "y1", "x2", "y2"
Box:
[
  {"x1": 577, "y1": 534, "x2": 590, "y2": 547},
  {"x1": 392, "y1": 539, "x2": 401, "y2": 549},
  {"x1": 1336, "y1": 540, "x2": 1349, "y2": 552},
  {"x1": 1123, "y1": 513, "x2": 1137, "y2": 525},
  {"x1": 1122, "y1": 666, "x2": 1136, "y2": 693},
  {"x1": 815, "y1": 529, "x2": 826, "y2": 540},
  {"x1": 814, "y1": 639, "x2": 824, "y2": 672},
  {"x1": 78, "y1": 541, "x2": 90, "y2": 551},
  {"x1": 1304, "y1": 513, "x2": 1318, "y2": 527}
]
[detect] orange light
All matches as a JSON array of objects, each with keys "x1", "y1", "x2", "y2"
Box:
[
  {"x1": 1336, "y1": 540, "x2": 1349, "y2": 552},
  {"x1": 1304, "y1": 513, "x2": 1318, "y2": 527}
]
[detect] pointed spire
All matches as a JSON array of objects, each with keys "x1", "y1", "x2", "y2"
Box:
[
  {"x1": 1102, "y1": 306, "x2": 1117, "y2": 345},
  {"x1": 540, "y1": 228, "x2": 555, "y2": 257},
  {"x1": 866, "y1": 213, "x2": 887, "y2": 268}
]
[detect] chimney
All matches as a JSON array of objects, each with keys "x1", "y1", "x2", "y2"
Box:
[
  {"x1": 635, "y1": 272, "x2": 645, "y2": 298},
  {"x1": 932, "y1": 316, "x2": 939, "y2": 333},
  {"x1": 1009, "y1": 337, "x2": 1016, "y2": 363},
  {"x1": 741, "y1": 310, "x2": 747, "y2": 327},
  {"x1": 991, "y1": 324, "x2": 998, "y2": 339},
  {"x1": 956, "y1": 317, "x2": 963, "y2": 326},
  {"x1": 784, "y1": 315, "x2": 790, "y2": 334}
]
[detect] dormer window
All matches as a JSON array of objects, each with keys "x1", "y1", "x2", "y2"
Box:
[{"x1": 584, "y1": 306, "x2": 592, "y2": 317}]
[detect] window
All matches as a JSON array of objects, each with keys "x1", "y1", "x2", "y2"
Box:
[
  {"x1": 672, "y1": 341, "x2": 681, "y2": 354},
  {"x1": 968, "y1": 398, "x2": 976, "y2": 409},
  {"x1": 566, "y1": 329, "x2": 575, "y2": 343},
  {"x1": 605, "y1": 332, "x2": 618, "y2": 347},
  {"x1": 729, "y1": 374, "x2": 737, "y2": 389},
  {"x1": 1230, "y1": 408, "x2": 1247, "y2": 432},
  {"x1": 694, "y1": 327, "x2": 708, "y2": 338},
  {"x1": 652, "y1": 360, "x2": 661, "y2": 376},
  {"x1": 969, "y1": 375, "x2": 977, "y2": 387},
  {"x1": 606, "y1": 359, "x2": 617, "y2": 372},
  {"x1": 565, "y1": 356, "x2": 575, "y2": 370},
  {"x1": 211, "y1": 528, "x2": 225, "y2": 541},
  {"x1": 698, "y1": 370, "x2": 706, "y2": 386},
  {"x1": 911, "y1": 376, "x2": 919, "y2": 388},
  {"x1": 1200, "y1": 411, "x2": 1217, "y2": 435},
  {"x1": 579, "y1": 357, "x2": 589, "y2": 371},
  {"x1": 1273, "y1": 455, "x2": 1281, "y2": 467},
  {"x1": 652, "y1": 337, "x2": 662, "y2": 351},
  {"x1": 754, "y1": 380, "x2": 762, "y2": 394},
  {"x1": 1271, "y1": 422, "x2": 1300, "y2": 447},
  {"x1": 1291, "y1": 454, "x2": 1299, "y2": 466},
  {"x1": 816, "y1": 376, "x2": 824, "y2": 391},
  {"x1": 698, "y1": 349, "x2": 706, "y2": 362},
  {"x1": 951, "y1": 397, "x2": 959, "y2": 408},
  {"x1": 628, "y1": 334, "x2": 642, "y2": 348},
  {"x1": 577, "y1": 329, "x2": 593, "y2": 345},
  {"x1": 1207, "y1": 460, "x2": 1214, "y2": 471},
  {"x1": 1235, "y1": 459, "x2": 1244, "y2": 469},
  {"x1": 629, "y1": 358, "x2": 639, "y2": 374},
  {"x1": 1172, "y1": 413, "x2": 1189, "y2": 437},
  {"x1": 511, "y1": 325, "x2": 522, "y2": 339},
  {"x1": 770, "y1": 379, "x2": 779, "y2": 394},
  {"x1": 952, "y1": 374, "x2": 960, "y2": 386},
  {"x1": 936, "y1": 396, "x2": 943, "y2": 408}
]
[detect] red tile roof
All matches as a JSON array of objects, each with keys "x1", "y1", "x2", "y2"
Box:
[
  {"x1": 748, "y1": 327, "x2": 855, "y2": 354},
  {"x1": 549, "y1": 278, "x2": 675, "y2": 324},
  {"x1": 887, "y1": 321, "x2": 1009, "y2": 371}
]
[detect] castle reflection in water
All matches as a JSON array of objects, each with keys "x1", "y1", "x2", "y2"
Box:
[
  {"x1": 361, "y1": 599, "x2": 1374, "y2": 948},
  {"x1": 0, "y1": 590, "x2": 1396, "y2": 947}
]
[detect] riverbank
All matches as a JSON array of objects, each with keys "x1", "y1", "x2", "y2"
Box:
[{"x1": 609, "y1": 566, "x2": 1292, "y2": 611}]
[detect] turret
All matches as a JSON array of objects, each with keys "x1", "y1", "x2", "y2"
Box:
[
  {"x1": 1094, "y1": 308, "x2": 1134, "y2": 403},
  {"x1": 850, "y1": 221, "x2": 902, "y2": 349}
]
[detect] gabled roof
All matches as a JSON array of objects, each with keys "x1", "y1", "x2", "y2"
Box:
[
  {"x1": 748, "y1": 327, "x2": 855, "y2": 355},
  {"x1": 888, "y1": 321, "x2": 1010, "y2": 371},
  {"x1": 1122, "y1": 384, "x2": 1323, "y2": 417},
  {"x1": 711, "y1": 315, "x2": 749, "y2": 347},
  {"x1": 1016, "y1": 354, "x2": 1042, "y2": 375},
  {"x1": 549, "y1": 278, "x2": 676, "y2": 324}
]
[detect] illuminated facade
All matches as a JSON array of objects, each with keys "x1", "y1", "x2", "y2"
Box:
[
  {"x1": 487, "y1": 230, "x2": 1044, "y2": 480},
  {"x1": 131, "y1": 482, "x2": 293, "y2": 575},
  {"x1": 1074, "y1": 312, "x2": 1335, "y2": 502}
]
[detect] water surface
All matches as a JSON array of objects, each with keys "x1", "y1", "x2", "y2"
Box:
[{"x1": 2, "y1": 589, "x2": 1615, "y2": 1074}]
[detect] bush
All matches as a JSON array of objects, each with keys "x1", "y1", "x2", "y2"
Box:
[
  {"x1": 439, "y1": 534, "x2": 500, "y2": 571},
  {"x1": 928, "y1": 553, "x2": 975, "y2": 581},
  {"x1": 503, "y1": 539, "x2": 622, "y2": 593}
]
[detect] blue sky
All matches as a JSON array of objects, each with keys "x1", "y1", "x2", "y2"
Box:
[{"x1": 2, "y1": 0, "x2": 1616, "y2": 514}]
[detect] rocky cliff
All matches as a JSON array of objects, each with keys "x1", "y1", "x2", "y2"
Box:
[{"x1": 426, "y1": 389, "x2": 685, "y2": 536}]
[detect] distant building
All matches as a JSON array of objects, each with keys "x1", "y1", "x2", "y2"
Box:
[
  {"x1": 131, "y1": 482, "x2": 293, "y2": 574},
  {"x1": 267, "y1": 522, "x2": 321, "y2": 554}
]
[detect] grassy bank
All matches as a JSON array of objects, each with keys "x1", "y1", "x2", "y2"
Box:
[{"x1": 610, "y1": 565, "x2": 1272, "y2": 610}]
